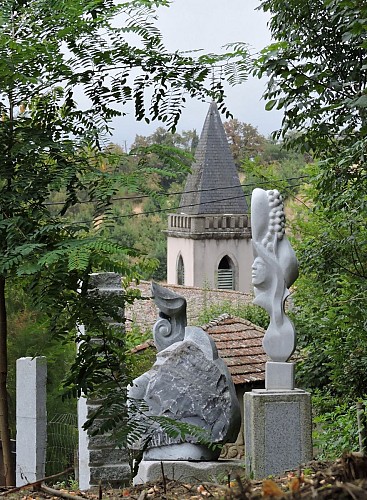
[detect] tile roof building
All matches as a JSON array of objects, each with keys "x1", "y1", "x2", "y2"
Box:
[
  {"x1": 202, "y1": 314, "x2": 266, "y2": 459},
  {"x1": 202, "y1": 314, "x2": 267, "y2": 386}
]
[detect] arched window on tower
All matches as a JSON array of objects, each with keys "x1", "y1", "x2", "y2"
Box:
[
  {"x1": 177, "y1": 254, "x2": 185, "y2": 285},
  {"x1": 217, "y1": 255, "x2": 234, "y2": 290}
]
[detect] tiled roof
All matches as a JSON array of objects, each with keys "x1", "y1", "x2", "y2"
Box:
[
  {"x1": 131, "y1": 314, "x2": 266, "y2": 386},
  {"x1": 202, "y1": 314, "x2": 267, "y2": 385},
  {"x1": 131, "y1": 338, "x2": 155, "y2": 354},
  {"x1": 179, "y1": 102, "x2": 248, "y2": 215}
]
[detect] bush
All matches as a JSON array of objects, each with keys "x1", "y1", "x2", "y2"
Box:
[
  {"x1": 198, "y1": 301, "x2": 269, "y2": 329},
  {"x1": 312, "y1": 391, "x2": 364, "y2": 460}
]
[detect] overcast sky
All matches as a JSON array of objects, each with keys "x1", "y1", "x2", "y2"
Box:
[{"x1": 110, "y1": 0, "x2": 282, "y2": 148}]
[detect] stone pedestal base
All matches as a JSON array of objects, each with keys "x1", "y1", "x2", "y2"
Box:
[
  {"x1": 266, "y1": 362, "x2": 294, "y2": 390},
  {"x1": 144, "y1": 443, "x2": 220, "y2": 461},
  {"x1": 244, "y1": 389, "x2": 312, "y2": 479},
  {"x1": 133, "y1": 460, "x2": 245, "y2": 485}
]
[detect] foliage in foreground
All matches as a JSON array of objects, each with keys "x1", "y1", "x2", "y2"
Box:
[
  {"x1": 256, "y1": 3, "x2": 367, "y2": 458},
  {"x1": 7, "y1": 287, "x2": 76, "y2": 426},
  {"x1": 289, "y1": 172, "x2": 367, "y2": 401},
  {"x1": 0, "y1": 0, "x2": 251, "y2": 483}
]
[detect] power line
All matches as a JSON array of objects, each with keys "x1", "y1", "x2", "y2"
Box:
[
  {"x1": 45, "y1": 179, "x2": 367, "y2": 281},
  {"x1": 64, "y1": 183, "x2": 304, "y2": 225},
  {"x1": 44, "y1": 175, "x2": 309, "y2": 206}
]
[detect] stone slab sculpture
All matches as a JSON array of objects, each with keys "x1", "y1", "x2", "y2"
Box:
[
  {"x1": 251, "y1": 188, "x2": 298, "y2": 390},
  {"x1": 128, "y1": 282, "x2": 241, "y2": 461}
]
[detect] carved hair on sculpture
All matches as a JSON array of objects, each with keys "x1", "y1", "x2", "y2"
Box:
[
  {"x1": 251, "y1": 188, "x2": 299, "y2": 362},
  {"x1": 151, "y1": 281, "x2": 187, "y2": 352}
]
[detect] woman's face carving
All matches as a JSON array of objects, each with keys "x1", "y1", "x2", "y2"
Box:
[{"x1": 252, "y1": 257, "x2": 267, "y2": 286}]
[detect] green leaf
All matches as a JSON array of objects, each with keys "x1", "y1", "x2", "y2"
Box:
[
  {"x1": 354, "y1": 95, "x2": 367, "y2": 107},
  {"x1": 265, "y1": 99, "x2": 277, "y2": 111}
]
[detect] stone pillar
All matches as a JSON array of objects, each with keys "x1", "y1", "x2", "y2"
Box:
[
  {"x1": 78, "y1": 273, "x2": 130, "y2": 489},
  {"x1": 244, "y1": 389, "x2": 312, "y2": 479},
  {"x1": 16, "y1": 357, "x2": 47, "y2": 486}
]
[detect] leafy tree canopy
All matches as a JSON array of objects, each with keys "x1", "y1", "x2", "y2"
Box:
[
  {"x1": 290, "y1": 174, "x2": 367, "y2": 400},
  {"x1": 224, "y1": 119, "x2": 266, "y2": 167},
  {"x1": 257, "y1": 0, "x2": 367, "y2": 155},
  {"x1": 0, "y1": 0, "x2": 250, "y2": 355},
  {"x1": 256, "y1": 1, "x2": 367, "y2": 404},
  {"x1": 256, "y1": 0, "x2": 367, "y2": 209}
]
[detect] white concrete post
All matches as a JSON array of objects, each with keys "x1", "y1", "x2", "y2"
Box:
[
  {"x1": 78, "y1": 395, "x2": 90, "y2": 490},
  {"x1": 77, "y1": 324, "x2": 91, "y2": 491},
  {"x1": 16, "y1": 357, "x2": 47, "y2": 486}
]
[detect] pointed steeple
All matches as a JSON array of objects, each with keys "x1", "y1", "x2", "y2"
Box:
[
  {"x1": 166, "y1": 101, "x2": 252, "y2": 292},
  {"x1": 179, "y1": 102, "x2": 248, "y2": 215}
]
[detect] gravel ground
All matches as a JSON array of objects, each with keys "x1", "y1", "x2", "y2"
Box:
[{"x1": 2, "y1": 454, "x2": 367, "y2": 499}]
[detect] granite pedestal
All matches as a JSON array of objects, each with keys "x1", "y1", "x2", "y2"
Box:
[
  {"x1": 133, "y1": 459, "x2": 245, "y2": 485},
  {"x1": 244, "y1": 389, "x2": 312, "y2": 479}
]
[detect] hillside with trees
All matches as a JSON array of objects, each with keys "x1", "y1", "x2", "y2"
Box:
[{"x1": 104, "y1": 121, "x2": 309, "y2": 281}]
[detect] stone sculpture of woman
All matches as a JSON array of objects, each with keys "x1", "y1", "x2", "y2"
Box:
[{"x1": 251, "y1": 188, "x2": 298, "y2": 363}]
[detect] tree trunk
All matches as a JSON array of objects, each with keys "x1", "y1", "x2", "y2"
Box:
[{"x1": 0, "y1": 276, "x2": 15, "y2": 486}]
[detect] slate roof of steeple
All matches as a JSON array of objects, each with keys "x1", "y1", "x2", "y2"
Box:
[{"x1": 179, "y1": 102, "x2": 248, "y2": 215}]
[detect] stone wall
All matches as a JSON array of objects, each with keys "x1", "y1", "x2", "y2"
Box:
[
  {"x1": 78, "y1": 273, "x2": 130, "y2": 490},
  {"x1": 87, "y1": 400, "x2": 130, "y2": 488},
  {"x1": 125, "y1": 281, "x2": 252, "y2": 332}
]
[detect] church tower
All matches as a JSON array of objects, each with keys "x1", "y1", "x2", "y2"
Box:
[{"x1": 166, "y1": 102, "x2": 252, "y2": 292}]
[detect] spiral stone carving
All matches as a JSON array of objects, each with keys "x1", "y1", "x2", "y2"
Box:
[
  {"x1": 152, "y1": 318, "x2": 173, "y2": 351},
  {"x1": 151, "y1": 282, "x2": 186, "y2": 351},
  {"x1": 153, "y1": 318, "x2": 171, "y2": 338}
]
